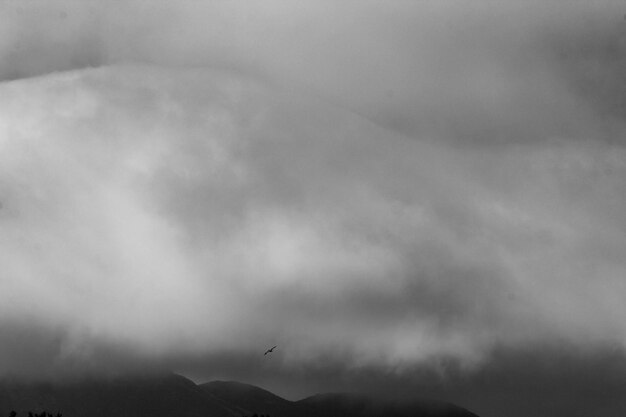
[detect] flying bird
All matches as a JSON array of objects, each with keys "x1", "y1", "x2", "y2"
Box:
[{"x1": 264, "y1": 345, "x2": 277, "y2": 355}]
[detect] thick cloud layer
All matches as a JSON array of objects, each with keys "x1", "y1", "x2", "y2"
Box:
[
  {"x1": 2, "y1": 1, "x2": 626, "y2": 143},
  {"x1": 2, "y1": 63, "x2": 626, "y2": 374},
  {"x1": 1, "y1": 1, "x2": 626, "y2": 414}
]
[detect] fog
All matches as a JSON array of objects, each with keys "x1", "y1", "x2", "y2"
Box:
[{"x1": 1, "y1": 2, "x2": 626, "y2": 415}]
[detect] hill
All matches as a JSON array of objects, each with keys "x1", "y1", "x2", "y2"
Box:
[
  {"x1": 199, "y1": 381, "x2": 296, "y2": 417},
  {"x1": 297, "y1": 393, "x2": 480, "y2": 417},
  {"x1": 0, "y1": 374, "x2": 479, "y2": 417},
  {"x1": 0, "y1": 373, "x2": 232, "y2": 417}
]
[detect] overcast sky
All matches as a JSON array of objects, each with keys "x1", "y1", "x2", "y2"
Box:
[{"x1": 1, "y1": 1, "x2": 626, "y2": 416}]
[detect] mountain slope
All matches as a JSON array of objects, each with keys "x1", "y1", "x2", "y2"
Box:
[
  {"x1": 200, "y1": 381, "x2": 295, "y2": 417},
  {"x1": 202, "y1": 381, "x2": 480, "y2": 417},
  {"x1": 0, "y1": 373, "x2": 235, "y2": 417},
  {"x1": 0, "y1": 374, "x2": 480, "y2": 417},
  {"x1": 297, "y1": 393, "x2": 480, "y2": 417}
]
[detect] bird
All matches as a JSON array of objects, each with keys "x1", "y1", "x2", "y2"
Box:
[{"x1": 264, "y1": 345, "x2": 277, "y2": 355}]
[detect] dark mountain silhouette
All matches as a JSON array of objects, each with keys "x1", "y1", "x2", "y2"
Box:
[
  {"x1": 297, "y1": 393, "x2": 480, "y2": 417},
  {"x1": 0, "y1": 373, "x2": 480, "y2": 417},
  {"x1": 0, "y1": 373, "x2": 233, "y2": 417},
  {"x1": 200, "y1": 381, "x2": 296, "y2": 416}
]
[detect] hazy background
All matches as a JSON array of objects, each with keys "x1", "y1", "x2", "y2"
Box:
[{"x1": 1, "y1": 1, "x2": 626, "y2": 416}]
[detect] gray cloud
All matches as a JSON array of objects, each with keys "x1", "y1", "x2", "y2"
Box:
[
  {"x1": 2, "y1": 62, "x2": 626, "y2": 371},
  {"x1": 2, "y1": 1, "x2": 626, "y2": 143},
  {"x1": 1, "y1": 1, "x2": 626, "y2": 414}
]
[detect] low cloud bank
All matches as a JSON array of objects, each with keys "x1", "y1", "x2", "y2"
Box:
[
  {"x1": 1, "y1": 6, "x2": 626, "y2": 410},
  {"x1": 1, "y1": 63, "x2": 625, "y2": 380}
]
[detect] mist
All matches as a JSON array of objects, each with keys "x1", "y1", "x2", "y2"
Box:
[{"x1": 1, "y1": 2, "x2": 626, "y2": 415}]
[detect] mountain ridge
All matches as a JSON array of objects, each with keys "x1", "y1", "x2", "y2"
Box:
[{"x1": 0, "y1": 373, "x2": 479, "y2": 417}]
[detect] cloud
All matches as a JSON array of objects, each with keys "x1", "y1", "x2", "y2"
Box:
[
  {"x1": 1, "y1": 62, "x2": 626, "y2": 377},
  {"x1": 1, "y1": 1, "x2": 625, "y2": 144},
  {"x1": 1, "y1": 4, "x2": 626, "y2": 413}
]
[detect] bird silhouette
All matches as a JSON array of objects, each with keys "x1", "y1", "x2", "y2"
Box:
[{"x1": 264, "y1": 345, "x2": 277, "y2": 355}]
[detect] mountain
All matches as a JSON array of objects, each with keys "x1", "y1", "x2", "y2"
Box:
[
  {"x1": 0, "y1": 373, "x2": 232, "y2": 417},
  {"x1": 200, "y1": 382, "x2": 479, "y2": 417},
  {"x1": 0, "y1": 374, "x2": 479, "y2": 417},
  {"x1": 199, "y1": 381, "x2": 296, "y2": 417},
  {"x1": 297, "y1": 393, "x2": 480, "y2": 417}
]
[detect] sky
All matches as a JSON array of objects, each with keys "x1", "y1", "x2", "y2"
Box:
[{"x1": 1, "y1": 1, "x2": 626, "y2": 416}]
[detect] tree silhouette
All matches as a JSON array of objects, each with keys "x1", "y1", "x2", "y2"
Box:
[{"x1": 6, "y1": 412, "x2": 61, "y2": 417}]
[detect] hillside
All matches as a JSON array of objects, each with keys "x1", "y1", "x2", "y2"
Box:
[
  {"x1": 0, "y1": 374, "x2": 479, "y2": 417},
  {"x1": 199, "y1": 381, "x2": 296, "y2": 417},
  {"x1": 297, "y1": 393, "x2": 480, "y2": 417},
  {"x1": 0, "y1": 374, "x2": 232, "y2": 417}
]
